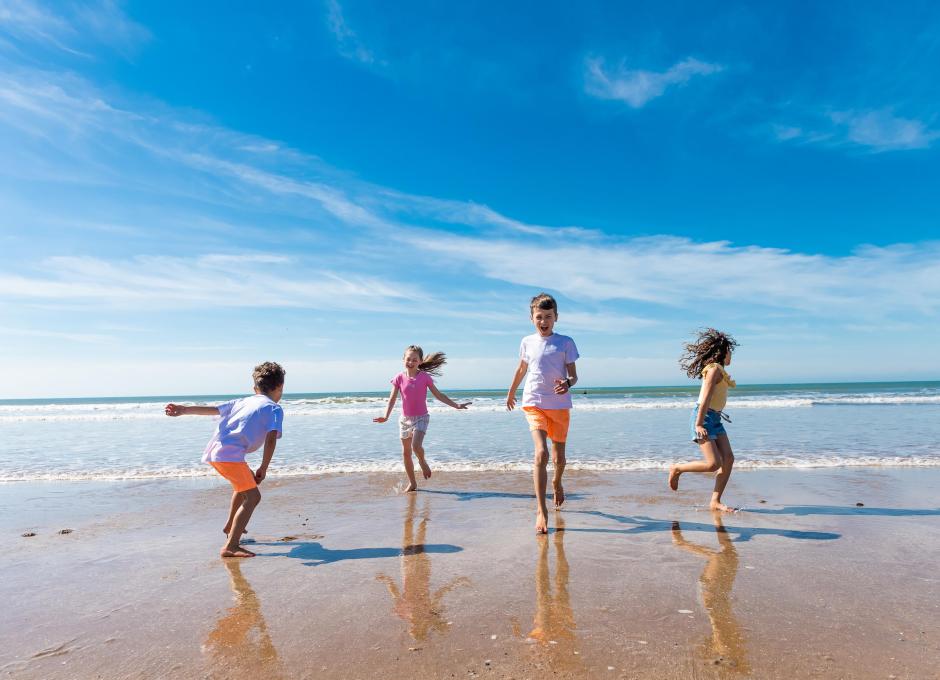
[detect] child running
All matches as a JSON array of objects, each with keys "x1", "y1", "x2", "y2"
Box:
[
  {"x1": 506, "y1": 293, "x2": 580, "y2": 535},
  {"x1": 669, "y1": 329, "x2": 738, "y2": 512},
  {"x1": 374, "y1": 346, "x2": 470, "y2": 492},
  {"x1": 165, "y1": 361, "x2": 285, "y2": 557}
]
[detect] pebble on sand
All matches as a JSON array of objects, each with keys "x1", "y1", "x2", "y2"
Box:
[
  {"x1": 21, "y1": 531, "x2": 37, "y2": 537},
  {"x1": 58, "y1": 529, "x2": 73, "y2": 535},
  {"x1": 856, "y1": 502, "x2": 864, "y2": 507}
]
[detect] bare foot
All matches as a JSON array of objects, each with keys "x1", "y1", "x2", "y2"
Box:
[
  {"x1": 220, "y1": 546, "x2": 255, "y2": 558},
  {"x1": 668, "y1": 466, "x2": 681, "y2": 491},
  {"x1": 535, "y1": 512, "x2": 548, "y2": 535},
  {"x1": 710, "y1": 502, "x2": 736, "y2": 513},
  {"x1": 418, "y1": 458, "x2": 432, "y2": 480},
  {"x1": 405, "y1": 482, "x2": 418, "y2": 492},
  {"x1": 552, "y1": 483, "x2": 565, "y2": 509}
]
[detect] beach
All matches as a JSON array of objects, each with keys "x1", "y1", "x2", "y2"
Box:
[{"x1": 3, "y1": 468, "x2": 939, "y2": 679}]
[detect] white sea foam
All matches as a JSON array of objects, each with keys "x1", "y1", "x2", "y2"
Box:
[
  {"x1": 2, "y1": 392, "x2": 939, "y2": 422},
  {"x1": 3, "y1": 455, "x2": 940, "y2": 482}
]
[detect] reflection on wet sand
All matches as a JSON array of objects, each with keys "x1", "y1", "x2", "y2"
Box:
[
  {"x1": 513, "y1": 517, "x2": 580, "y2": 670},
  {"x1": 203, "y1": 559, "x2": 282, "y2": 679},
  {"x1": 376, "y1": 493, "x2": 470, "y2": 641},
  {"x1": 672, "y1": 514, "x2": 750, "y2": 677}
]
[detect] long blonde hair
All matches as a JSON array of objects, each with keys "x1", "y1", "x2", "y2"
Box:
[{"x1": 404, "y1": 345, "x2": 447, "y2": 377}]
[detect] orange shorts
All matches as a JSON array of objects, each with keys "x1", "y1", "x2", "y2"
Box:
[
  {"x1": 210, "y1": 462, "x2": 257, "y2": 492},
  {"x1": 523, "y1": 407, "x2": 571, "y2": 443}
]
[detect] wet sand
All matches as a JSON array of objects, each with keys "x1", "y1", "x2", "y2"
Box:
[{"x1": 2, "y1": 468, "x2": 939, "y2": 679}]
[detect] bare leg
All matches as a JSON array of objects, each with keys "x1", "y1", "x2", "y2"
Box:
[
  {"x1": 711, "y1": 434, "x2": 736, "y2": 512},
  {"x1": 551, "y1": 440, "x2": 566, "y2": 509},
  {"x1": 669, "y1": 440, "x2": 721, "y2": 491},
  {"x1": 531, "y1": 429, "x2": 550, "y2": 534},
  {"x1": 223, "y1": 490, "x2": 247, "y2": 536},
  {"x1": 412, "y1": 430, "x2": 432, "y2": 480},
  {"x1": 401, "y1": 437, "x2": 418, "y2": 492},
  {"x1": 221, "y1": 487, "x2": 261, "y2": 558}
]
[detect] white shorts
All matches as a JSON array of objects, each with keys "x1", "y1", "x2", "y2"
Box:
[{"x1": 399, "y1": 414, "x2": 430, "y2": 440}]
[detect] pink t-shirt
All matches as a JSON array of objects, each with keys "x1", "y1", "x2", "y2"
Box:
[{"x1": 392, "y1": 371, "x2": 434, "y2": 417}]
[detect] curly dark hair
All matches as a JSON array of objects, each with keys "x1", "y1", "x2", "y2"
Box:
[
  {"x1": 404, "y1": 345, "x2": 447, "y2": 377},
  {"x1": 253, "y1": 361, "x2": 286, "y2": 394},
  {"x1": 679, "y1": 329, "x2": 738, "y2": 379}
]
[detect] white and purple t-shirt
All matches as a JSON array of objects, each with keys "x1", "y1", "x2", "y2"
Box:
[
  {"x1": 392, "y1": 371, "x2": 434, "y2": 417},
  {"x1": 202, "y1": 394, "x2": 283, "y2": 463},
  {"x1": 519, "y1": 333, "x2": 580, "y2": 410}
]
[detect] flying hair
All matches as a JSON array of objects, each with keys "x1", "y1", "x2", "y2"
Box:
[
  {"x1": 404, "y1": 345, "x2": 447, "y2": 377},
  {"x1": 679, "y1": 329, "x2": 738, "y2": 379}
]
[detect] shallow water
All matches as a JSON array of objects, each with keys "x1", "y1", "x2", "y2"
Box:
[{"x1": 1, "y1": 382, "x2": 939, "y2": 481}]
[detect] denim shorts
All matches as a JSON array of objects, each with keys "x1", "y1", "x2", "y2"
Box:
[{"x1": 690, "y1": 406, "x2": 727, "y2": 443}]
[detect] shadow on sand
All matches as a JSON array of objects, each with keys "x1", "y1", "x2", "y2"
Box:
[
  {"x1": 748, "y1": 505, "x2": 940, "y2": 517},
  {"x1": 258, "y1": 541, "x2": 463, "y2": 566},
  {"x1": 421, "y1": 489, "x2": 585, "y2": 502},
  {"x1": 565, "y1": 510, "x2": 840, "y2": 541}
]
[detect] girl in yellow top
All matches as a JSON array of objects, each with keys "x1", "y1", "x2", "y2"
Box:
[{"x1": 668, "y1": 329, "x2": 739, "y2": 512}]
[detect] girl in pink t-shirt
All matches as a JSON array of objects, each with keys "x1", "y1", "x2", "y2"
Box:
[{"x1": 374, "y1": 345, "x2": 471, "y2": 491}]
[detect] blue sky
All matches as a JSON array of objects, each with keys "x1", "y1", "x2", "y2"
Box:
[{"x1": 1, "y1": 0, "x2": 938, "y2": 397}]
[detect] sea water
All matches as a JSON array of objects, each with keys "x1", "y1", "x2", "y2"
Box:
[{"x1": 1, "y1": 382, "x2": 939, "y2": 482}]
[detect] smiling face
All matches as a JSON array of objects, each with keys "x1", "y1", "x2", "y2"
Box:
[
  {"x1": 403, "y1": 349, "x2": 422, "y2": 374},
  {"x1": 531, "y1": 308, "x2": 557, "y2": 337}
]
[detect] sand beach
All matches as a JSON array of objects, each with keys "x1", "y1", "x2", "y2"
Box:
[{"x1": 2, "y1": 468, "x2": 939, "y2": 679}]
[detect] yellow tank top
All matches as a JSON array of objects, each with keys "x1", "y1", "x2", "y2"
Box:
[{"x1": 700, "y1": 363, "x2": 736, "y2": 411}]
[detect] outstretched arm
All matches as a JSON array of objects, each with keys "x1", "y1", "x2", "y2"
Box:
[
  {"x1": 429, "y1": 384, "x2": 470, "y2": 410},
  {"x1": 165, "y1": 404, "x2": 220, "y2": 417},
  {"x1": 374, "y1": 385, "x2": 400, "y2": 423},
  {"x1": 254, "y1": 429, "x2": 278, "y2": 483},
  {"x1": 506, "y1": 360, "x2": 528, "y2": 410}
]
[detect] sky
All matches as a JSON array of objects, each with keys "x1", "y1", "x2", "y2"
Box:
[{"x1": 1, "y1": 0, "x2": 939, "y2": 398}]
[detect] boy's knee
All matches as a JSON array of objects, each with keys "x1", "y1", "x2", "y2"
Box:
[
  {"x1": 244, "y1": 488, "x2": 261, "y2": 506},
  {"x1": 706, "y1": 462, "x2": 721, "y2": 473},
  {"x1": 534, "y1": 449, "x2": 549, "y2": 467},
  {"x1": 413, "y1": 444, "x2": 425, "y2": 456}
]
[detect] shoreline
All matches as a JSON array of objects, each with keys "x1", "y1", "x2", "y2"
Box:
[{"x1": 3, "y1": 468, "x2": 939, "y2": 678}]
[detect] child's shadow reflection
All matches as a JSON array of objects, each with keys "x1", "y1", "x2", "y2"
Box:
[
  {"x1": 672, "y1": 515, "x2": 750, "y2": 677},
  {"x1": 203, "y1": 560, "x2": 283, "y2": 677},
  {"x1": 376, "y1": 494, "x2": 470, "y2": 640}
]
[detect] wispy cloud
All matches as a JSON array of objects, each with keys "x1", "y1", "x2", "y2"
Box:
[
  {"x1": 583, "y1": 56, "x2": 723, "y2": 108},
  {"x1": 833, "y1": 109, "x2": 939, "y2": 151},
  {"x1": 773, "y1": 108, "x2": 938, "y2": 152},
  {"x1": 0, "y1": 254, "x2": 429, "y2": 310},
  {"x1": 0, "y1": 0, "x2": 149, "y2": 57},
  {"x1": 325, "y1": 0, "x2": 378, "y2": 66},
  {"x1": 397, "y1": 233, "x2": 940, "y2": 320}
]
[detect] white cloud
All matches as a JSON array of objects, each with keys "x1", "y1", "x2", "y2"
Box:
[
  {"x1": 833, "y1": 109, "x2": 939, "y2": 152},
  {"x1": 325, "y1": 0, "x2": 377, "y2": 65},
  {"x1": 0, "y1": 0, "x2": 149, "y2": 56},
  {"x1": 398, "y1": 233, "x2": 940, "y2": 319},
  {"x1": 0, "y1": 254, "x2": 429, "y2": 310},
  {"x1": 584, "y1": 56, "x2": 723, "y2": 108},
  {"x1": 773, "y1": 109, "x2": 938, "y2": 152}
]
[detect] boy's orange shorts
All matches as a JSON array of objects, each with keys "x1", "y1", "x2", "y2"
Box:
[
  {"x1": 522, "y1": 406, "x2": 570, "y2": 442},
  {"x1": 209, "y1": 462, "x2": 257, "y2": 492}
]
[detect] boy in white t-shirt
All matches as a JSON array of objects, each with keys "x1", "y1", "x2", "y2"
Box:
[
  {"x1": 165, "y1": 362, "x2": 285, "y2": 558},
  {"x1": 506, "y1": 293, "x2": 580, "y2": 535}
]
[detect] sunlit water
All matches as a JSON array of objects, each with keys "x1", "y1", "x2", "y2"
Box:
[{"x1": 2, "y1": 382, "x2": 939, "y2": 481}]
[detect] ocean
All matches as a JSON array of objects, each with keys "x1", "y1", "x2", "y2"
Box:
[{"x1": 1, "y1": 381, "x2": 939, "y2": 482}]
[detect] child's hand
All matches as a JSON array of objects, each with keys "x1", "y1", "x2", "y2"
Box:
[
  {"x1": 455, "y1": 402, "x2": 471, "y2": 410},
  {"x1": 695, "y1": 425, "x2": 708, "y2": 441},
  {"x1": 506, "y1": 394, "x2": 516, "y2": 411},
  {"x1": 553, "y1": 378, "x2": 570, "y2": 394},
  {"x1": 164, "y1": 403, "x2": 185, "y2": 417},
  {"x1": 254, "y1": 466, "x2": 267, "y2": 483},
  {"x1": 373, "y1": 416, "x2": 388, "y2": 423}
]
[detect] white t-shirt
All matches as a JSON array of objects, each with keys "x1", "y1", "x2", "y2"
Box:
[
  {"x1": 519, "y1": 333, "x2": 580, "y2": 409},
  {"x1": 202, "y1": 394, "x2": 284, "y2": 463}
]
